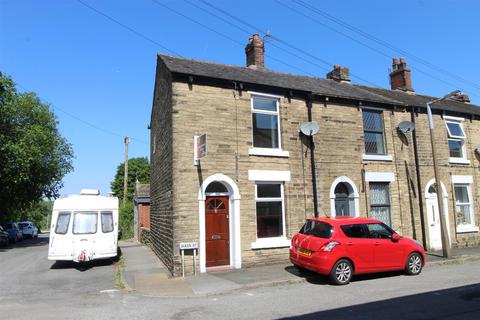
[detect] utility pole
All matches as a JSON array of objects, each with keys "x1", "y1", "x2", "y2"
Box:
[
  {"x1": 123, "y1": 136, "x2": 129, "y2": 206},
  {"x1": 426, "y1": 90, "x2": 460, "y2": 258}
]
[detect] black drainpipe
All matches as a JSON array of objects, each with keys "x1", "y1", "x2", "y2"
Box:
[
  {"x1": 306, "y1": 93, "x2": 319, "y2": 217},
  {"x1": 411, "y1": 107, "x2": 427, "y2": 248}
]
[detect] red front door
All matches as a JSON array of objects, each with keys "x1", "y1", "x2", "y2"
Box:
[{"x1": 205, "y1": 196, "x2": 230, "y2": 267}]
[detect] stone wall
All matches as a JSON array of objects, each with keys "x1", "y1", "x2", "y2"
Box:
[
  {"x1": 150, "y1": 70, "x2": 480, "y2": 275},
  {"x1": 149, "y1": 57, "x2": 175, "y2": 272}
]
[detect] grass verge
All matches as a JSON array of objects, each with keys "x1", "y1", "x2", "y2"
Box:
[{"x1": 114, "y1": 255, "x2": 126, "y2": 289}]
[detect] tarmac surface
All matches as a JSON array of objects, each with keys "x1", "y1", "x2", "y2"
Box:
[{"x1": 119, "y1": 240, "x2": 480, "y2": 297}]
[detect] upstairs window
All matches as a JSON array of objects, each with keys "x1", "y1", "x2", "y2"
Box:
[
  {"x1": 252, "y1": 96, "x2": 280, "y2": 149},
  {"x1": 445, "y1": 120, "x2": 467, "y2": 161},
  {"x1": 362, "y1": 109, "x2": 386, "y2": 155}
]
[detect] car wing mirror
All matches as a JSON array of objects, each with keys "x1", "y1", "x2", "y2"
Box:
[{"x1": 391, "y1": 233, "x2": 401, "y2": 242}]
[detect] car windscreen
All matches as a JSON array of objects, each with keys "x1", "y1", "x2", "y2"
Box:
[
  {"x1": 18, "y1": 223, "x2": 29, "y2": 228},
  {"x1": 299, "y1": 220, "x2": 333, "y2": 238},
  {"x1": 55, "y1": 212, "x2": 71, "y2": 234},
  {"x1": 73, "y1": 212, "x2": 98, "y2": 234}
]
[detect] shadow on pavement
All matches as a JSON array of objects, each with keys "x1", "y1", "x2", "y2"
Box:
[
  {"x1": 277, "y1": 283, "x2": 480, "y2": 320},
  {"x1": 285, "y1": 265, "x2": 405, "y2": 285}
]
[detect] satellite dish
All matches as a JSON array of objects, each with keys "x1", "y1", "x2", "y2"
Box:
[
  {"x1": 300, "y1": 122, "x2": 320, "y2": 136},
  {"x1": 475, "y1": 145, "x2": 480, "y2": 156},
  {"x1": 398, "y1": 121, "x2": 415, "y2": 134}
]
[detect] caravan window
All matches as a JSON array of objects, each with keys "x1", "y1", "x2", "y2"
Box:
[
  {"x1": 55, "y1": 212, "x2": 71, "y2": 234},
  {"x1": 101, "y1": 211, "x2": 114, "y2": 233},
  {"x1": 73, "y1": 212, "x2": 98, "y2": 234}
]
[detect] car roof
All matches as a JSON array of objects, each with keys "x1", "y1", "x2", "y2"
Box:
[{"x1": 307, "y1": 216, "x2": 382, "y2": 226}]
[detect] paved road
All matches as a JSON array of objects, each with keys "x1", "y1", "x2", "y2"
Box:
[
  {"x1": 0, "y1": 234, "x2": 117, "y2": 309},
  {"x1": 1, "y1": 236, "x2": 479, "y2": 319}
]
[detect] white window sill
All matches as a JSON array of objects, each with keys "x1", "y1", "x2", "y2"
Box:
[
  {"x1": 456, "y1": 225, "x2": 479, "y2": 233},
  {"x1": 362, "y1": 154, "x2": 393, "y2": 161},
  {"x1": 251, "y1": 237, "x2": 291, "y2": 249},
  {"x1": 249, "y1": 148, "x2": 289, "y2": 158},
  {"x1": 449, "y1": 158, "x2": 470, "y2": 165}
]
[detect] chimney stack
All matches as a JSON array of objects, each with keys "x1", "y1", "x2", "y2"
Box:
[
  {"x1": 451, "y1": 93, "x2": 471, "y2": 103},
  {"x1": 245, "y1": 34, "x2": 265, "y2": 69},
  {"x1": 390, "y1": 57, "x2": 414, "y2": 93},
  {"x1": 326, "y1": 64, "x2": 351, "y2": 83}
]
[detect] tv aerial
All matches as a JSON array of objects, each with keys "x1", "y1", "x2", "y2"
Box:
[
  {"x1": 398, "y1": 121, "x2": 415, "y2": 134},
  {"x1": 300, "y1": 122, "x2": 320, "y2": 136}
]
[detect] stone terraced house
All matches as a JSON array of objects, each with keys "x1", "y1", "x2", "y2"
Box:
[{"x1": 150, "y1": 34, "x2": 480, "y2": 276}]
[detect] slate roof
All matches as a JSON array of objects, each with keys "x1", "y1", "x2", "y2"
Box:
[
  {"x1": 358, "y1": 85, "x2": 480, "y2": 116},
  {"x1": 158, "y1": 54, "x2": 480, "y2": 116}
]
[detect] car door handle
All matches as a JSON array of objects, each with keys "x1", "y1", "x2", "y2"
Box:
[
  {"x1": 346, "y1": 242, "x2": 353, "y2": 246},
  {"x1": 374, "y1": 242, "x2": 380, "y2": 246}
]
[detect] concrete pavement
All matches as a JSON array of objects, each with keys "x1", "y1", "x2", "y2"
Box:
[{"x1": 119, "y1": 240, "x2": 480, "y2": 297}]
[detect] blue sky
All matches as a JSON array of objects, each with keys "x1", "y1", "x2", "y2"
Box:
[{"x1": 1, "y1": 0, "x2": 479, "y2": 196}]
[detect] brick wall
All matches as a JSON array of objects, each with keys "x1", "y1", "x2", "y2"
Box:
[{"x1": 137, "y1": 203, "x2": 150, "y2": 242}]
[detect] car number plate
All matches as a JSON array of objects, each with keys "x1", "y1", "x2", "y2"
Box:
[{"x1": 298, "y1": 247, "x2": 312, "y2": 257}]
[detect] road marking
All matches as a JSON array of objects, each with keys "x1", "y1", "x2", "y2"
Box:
[{"x1": 100, "y1": 289, "x2": 119, "y2": 293}]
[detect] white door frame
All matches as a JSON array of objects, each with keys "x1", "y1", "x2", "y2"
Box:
[
  {"x1": 329, "y1": 176, "x2": 360, "y2": 217},
  {"x1": 425, "y1": 179, "x2": 451, "y2": 250},
  {"x1": 198, "y1": 174, "x2": 241, "y2": 272}
]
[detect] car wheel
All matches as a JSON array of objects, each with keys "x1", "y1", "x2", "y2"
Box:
[
  {"x1": 330, "y1": 259, "x2": 353, "y2": 285},
  {"x1": 405, "y1": 252, "x2": 423, "y2": 275}
]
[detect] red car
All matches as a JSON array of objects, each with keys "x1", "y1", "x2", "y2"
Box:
[{"x1": 290, "y1": 217, "x2": 425, "y2": 285}]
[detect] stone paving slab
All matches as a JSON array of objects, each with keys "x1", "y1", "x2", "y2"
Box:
[{"x1": 134, "y1": 273, "x2": 193, "y2": 297}]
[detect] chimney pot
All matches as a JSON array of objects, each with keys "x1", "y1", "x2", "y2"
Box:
[
  {"x1": 451, "y1": 94, "x2": 471, "y2": 103},
  {"x1": 245, "y1": 34, "x2": 265, "y2": 68},
  {"x1": 326, "y1": 64, "x2": 350, "y2": 83},
  {"x1": 389, "y1": 57, "x2": 414, "y2": 93}
]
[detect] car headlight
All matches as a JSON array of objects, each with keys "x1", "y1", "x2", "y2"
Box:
[{"x1": 414, "y1": 240, "x2": 424, "y2": 249}]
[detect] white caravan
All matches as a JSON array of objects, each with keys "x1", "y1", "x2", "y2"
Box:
[{"x1": 48, "y1": 189, "x2": 119, "y2": 262}]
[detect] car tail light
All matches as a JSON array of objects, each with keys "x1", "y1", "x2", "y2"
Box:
[{"x1": 321, "y1": 241, "x2": 340, "y2": 252}]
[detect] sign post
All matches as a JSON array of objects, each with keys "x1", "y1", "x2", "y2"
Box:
[
  {"x1": 194, "y1": 134, "x2": 207, "y2": 166},
  {"x1": 180, "y1": 242, "x2": 199, "y2": 277}
]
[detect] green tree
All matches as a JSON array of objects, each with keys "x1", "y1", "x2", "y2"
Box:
[
  {"x1": 17, "y1": 200, "x2": 53, "y2": 232},
  {"x1": 0, "y1": 73, "x2": 73, "y2": 221},
  {"x1": 110, "y1": 157, "x2": 150, "y2": 201}
]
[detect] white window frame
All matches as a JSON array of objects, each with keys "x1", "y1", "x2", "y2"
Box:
[
  {"x1": 251, "y1": 181, "x2": 289, "y2": 249},
  {"x1": 249, "y1": 93, "x2": 289, "y2": 158},
  {"x1": 445, "y1": 117, "x2": 468, "y2": 164},
  {"x1": 452, "y1": 175, "x2": 479, "y2": 233},
  {"x1": 365, "y1": 172, "x2": 394, "y2": 227},
  {"x1": 361, "y1": 107, "x2": 391, "y2": 160}
]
